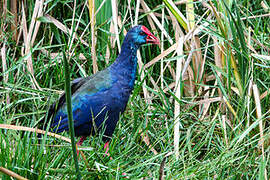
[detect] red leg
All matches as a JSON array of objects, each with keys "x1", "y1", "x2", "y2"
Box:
[
  {"x1": 104, "y1": 142, "x2": 125, "y2": 176},
  {"x1": 76, "y1": 136, "x2": 87, "y2": 156},
  {"x1": 77, "y1": 136, "x2": 87, "y2": 146},
  {"x1": 104, "y1": 141, "x2": 110, "y2": 156}
]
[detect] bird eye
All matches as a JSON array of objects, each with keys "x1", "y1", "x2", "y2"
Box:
[{"x1": 140, "y1": 32, "x2": 145, "y2": 35}]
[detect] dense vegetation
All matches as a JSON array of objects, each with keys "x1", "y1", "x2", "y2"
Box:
[{"x1": 0, "y1": 0, "x2": 269, "y2": 179}]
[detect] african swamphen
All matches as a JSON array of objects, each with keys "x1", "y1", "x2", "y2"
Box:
[{"x1": 44, "y1": 25, "x2": 159, "y2": 153}]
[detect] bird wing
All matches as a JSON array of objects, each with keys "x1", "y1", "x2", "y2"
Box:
[
  {"x1": 45, "y1": 68, "x2": 115, "y2": 132},
  {"x1": 45, "y1": 76, "x2": 92, "y2": 124}
]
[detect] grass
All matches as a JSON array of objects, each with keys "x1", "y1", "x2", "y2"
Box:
[{"x1": 0, "y1": 0, "x2": 269, "y2": 179}]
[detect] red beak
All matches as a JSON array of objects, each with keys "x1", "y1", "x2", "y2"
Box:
[{"x1": 141, "y1": 26, "x2": 160, "y2": 45}]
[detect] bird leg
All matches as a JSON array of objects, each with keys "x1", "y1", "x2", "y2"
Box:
[
  {"x1": 76, "y1": 136, "x2": 87, "y2": 156},
  {"x1": 104, "y1": 141, "x2": 110, "y2": 156},
  {"x1": 104, "y1": 142, "x2": 125, "y2": 176},
  {"x1": 77, "y1": 136, "x2": 87, "y2": 146}
]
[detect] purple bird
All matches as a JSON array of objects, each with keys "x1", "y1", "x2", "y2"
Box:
[{"x1": 44, "y1": 25, "x2": 159, "y2": 154}]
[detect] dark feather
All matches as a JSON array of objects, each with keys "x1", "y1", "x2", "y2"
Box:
[{"x1": 46, "y1": 76, "x2": 93, "y2": 122}]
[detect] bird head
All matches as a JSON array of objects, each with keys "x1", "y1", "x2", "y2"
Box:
[{"x1": 125, "y1": 25, "x2": 160, "y2": 46}]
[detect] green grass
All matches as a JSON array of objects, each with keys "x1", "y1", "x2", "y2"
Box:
[{"x1": 0, "y1": 0, "x2": 269, "y2": 179}]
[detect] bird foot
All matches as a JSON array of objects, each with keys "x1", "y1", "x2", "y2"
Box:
[
  {"x1": 122, "y1": 172, "x2": 128, "y2": 179},
  {"x1": 76, "y1": 136, "x2": 87, "y2": 157},
  {"x1": 76, "y1": 147, "x2": 80, "y2": 157},
  {"x1": 104, "y1": 141, "x2": 110, "y2": 155},
  {"x1": 104, "y1": 141, "x2": 112, "y2": 159}
]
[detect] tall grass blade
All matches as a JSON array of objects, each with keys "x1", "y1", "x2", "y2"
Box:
[
  {"x1": 62, "y1": 46, "x2": 81, "y2": 179},
  {"x1": 163, "y1": 0, "x2": 188, "y2": 31}
]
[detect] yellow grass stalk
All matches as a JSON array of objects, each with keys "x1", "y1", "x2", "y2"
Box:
[
  {"x1": 106, "y1": 21, "x2": 115, "y2": 64},
  {"x1": 247, "y1": 81, "x2": 253, "y2": 127},
  {"x1": 145, "y1": 43, "x2": 178, "y2": 68},
  {"x1": 198, "y1": 34, "x2": 210, "y2": 90},
  {"x1": 261, "y1": 1, "x2": 269, "y2": 12},
  {"x1": 111, "y1": 0, "x2": 120, "y2": 51},
  {"x1": 30, "y1": 1, "x2": 45, "y2": 46},
  {"x1": 174, "y1": 37, "x2": 184, "y2": 159},
  {"x1": 195, "y1": 97, "x2": 221, "y2": 105},
  {"x1": 223, "y1": 96, "x2": 237, "y2": 119},
  {"x1": 260, "y1": 89, "x2": 270, "y2": 100},
  {"x1": 186, "y1": 0, "x2": 205, "y2": 97},
  {"x1": 21, "y1": 1, "x2": 43, "y2": 90},
  {"x1": 10, "y1": 0, "x2": 17, "y2": 41},
  {"x1": 161, "y1": 2, "x2": 165, "y2": 93},
  {"x1": 186, "y1": 0, "x2": 195, "y2": 30},
  {"x1": 0, "y1": 167, "x2": 28, "y2": 180},
  {"x1": 208, "y1": 2, "x2": 226, "y2": 36},
  {"x1": 251, "y1": 54, "x2": 270, "y2": 61},
  {"x1": 0, "y1": 1, "x2": 7, "y2": 43},
  {"x1": 200, "y1": 80, "x2": 218, "y2": 121},
  {"x1": 0, "y1": 124, "x2": 90, "y2": 170},
  {"x1": 89, "y1": 0, "x2": 98, "y2": 73},
  {"x1": 139, "y1": 130, "x2": 158, "y2": 155},
  {"x1": 222, "y1": 115, "x2": 229, "y2": 147},
  {"x1": 213, "y1": 36, "x2": 224, "y2": 99},
  {"x1": 127, "y1": 0, "x2": 134, "y2": 26},
  {"x1": 0, "y1": 124, "x2": 71, "y2": 143},
  {"x1": 117, "y1": 15, "x2": 127, "y2": 33},
  {"x1": 247, "y1": 28, "x2": 253, "y2": 127},
  {"x1": 134, "y1": 0, "x2": 141, "y2": 25},
  {"x1": 1, "y1": 43, "x2": 10, "y2": 104},
  {"x1": 69, "y1": 0, "x2": 77, "y2": 50},
  {"x1": 193, "y1": 37, "x2": 202, "y2": 81},
  {"x1": 137, "y1": 51, "x2": 153, "y2": 113},
  {"x1": 252, "y1": 84, "x2": 267, "y2": 179},
  {"x1": 230, "y1": 53, "x2": 243, "y2": 96},
  {"x1": 241, "y1": 13, "x2": 270, "y2": 20},
  {"x1": 167, "y1": 7, "x2": 183, "y2": 41}
]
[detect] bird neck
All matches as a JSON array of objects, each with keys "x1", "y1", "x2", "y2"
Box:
[{"x1": 110, "y1": 40, "x2": 139, "y2": 88}]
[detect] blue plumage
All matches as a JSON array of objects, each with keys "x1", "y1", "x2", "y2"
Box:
[{"x1": 45, "y1": 25, "x2": 159, "y2": 143}]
